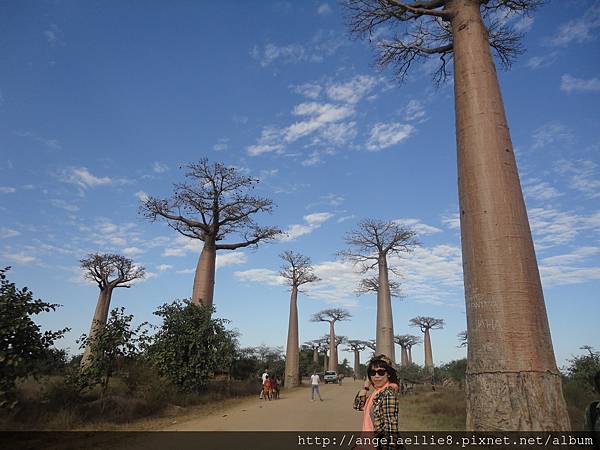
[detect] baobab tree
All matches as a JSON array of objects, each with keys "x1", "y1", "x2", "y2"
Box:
[
  {"x1": 356, "y1": 276, "x2": 403, "y2": 298},
  {"x1": 304, "y1": 340, "x2": 322, "y2": 367},
  {"x1": 343, "y1": 0, "x2": 569, "y2": 431},
  {"x1": 345, "y1": 340, "x2": 367, "y2": 378},
  {"x1": 339, "y1": 219, "x2": 417, "y2": 362},
  {"x1": 140, "y1": 159, "x2": 281, "y2": 307},
  {"x1": 405, "y1": 334, "x2": 421, "y2": 364},
  {"x1": 364, "y1": 339, "x2": 377, "y2": 352},
  {"x1": 311, "y1": 308, "x2": 351, "y2": 372},
  {"x1": 79, "y1": 253, "x2": 145, "y2": 368},
  {"x1": 410, "y1": 316, "x2": 444, "y2": 369},
  {"x1": 280, "y1": 251, "x2": 320, "y2": 388},
  {"x1": 394, "y1": 335, "x2": 412, "y2": 367}
]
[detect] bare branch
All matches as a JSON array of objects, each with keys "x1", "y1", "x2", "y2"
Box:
[
  {"x1": 80, "y1": 253, "x2": 145, "y2": 290},
  {"x1": 311, "y1": 308, "x2": 352, "y2": 324},
  {"x1": 409, "y1": 315, "x2": 445, "y2": 333},
  {"x1": 279, "y1": 251, "x2": 321, "y2": 288},
  {"x1": 345, "y1": 339, "x2": 368, "y2": 352},
  {"x1": 355, "y1": 276, "x2": 404, "y2": 298}
]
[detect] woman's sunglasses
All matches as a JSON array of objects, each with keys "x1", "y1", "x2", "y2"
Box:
[{"x1": 368, "y1": 369, "x2": 387, "y2": 376}]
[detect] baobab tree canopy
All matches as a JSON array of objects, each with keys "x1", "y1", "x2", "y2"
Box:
[
  {"x1": 409, "y1": 316, "x2": 445, "y2": 332},
  {"x1": 356, "y1": 276, "x2": 403, "y2": 298},
  {"x1": 343, "y1": 0, "x2": 542, "y2": 83},
  {"x1": 311, "y1": 308, "x2": 351, "y2": 371},
  {"x1": 279, "y1": 251, "x2": 321, "y2": 288},
  {"x1": 80, "y1": 253, "x2": 145, "y2": 289},
  {"x1": 140, "y1": 159, "x2": 281, "y2": 306}
]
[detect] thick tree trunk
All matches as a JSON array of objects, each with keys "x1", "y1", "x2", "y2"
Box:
[
  {"x1": 284, "y1": 286, "x2": 300, "y2": 388},
  {"x1": 353, "y1": 349, "x2": 360, "y2": 377},
  {"x1": 400, "y1": 346, "x2": 409, "y2": 367},
  {"x1": 407, "y1": 346, "x2": 413, "y2": 365},
  {"x1": 81, "y1": 287, "x2": 113, "y2": 369},
  {"x1": 450, "y1": 0, "x2": 570, "y2": 430},
  {"x1": 375, "y1": 255, "x2": 395, "y2": 361},
  {"x1": 192, "y1": 239, "x2": 216, "y2": 306},
  {"x1": 323, "y1": 352, "x2": 328, "y2": 372},
  {"x1": 328, "y1": 322, "x2": 338, "y2": 371},
  {"x1": 423, "y1": 329, "x2": 433, "y2": 368},
  {"x1": 313, "y1": 348, "x2": 319, "y2": 365}
]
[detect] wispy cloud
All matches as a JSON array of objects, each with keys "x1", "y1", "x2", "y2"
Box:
[
  {"x1": 394, "y1": 218, "x2": 442, "y2": 236},
  {"x1": 152, "y1": 162, "x2": 169, "y2": 173},
  {"x1": 317, "y1": 3, "x2": 332, "y2": 15},
  {"x1": 526, "y1": 52, "x2": 558, "y2": 70},
  {"x1": 531, "y1": 122, "x2": 573, "y2": 149},
  {"x1": 0, "y1": 186, "x2": 16, "y2": 194},
  {"x1": 1, "y1": 251, "x2": 39, "y2": 265},
  {"x1": 549, "y1": 4, "x2": 600, "y2": 47},
  {"x1": 555, "y1": 159, "x2": 600, "y2": 198},
  {"x1": 522, "y1": 178, "x2": 562, "y2": 202},
  {"x1": 59, "y1": 167, "x2": 113, "y2": 189},
  {"x1": 0, "y1": 227, "x2": 20, "y2": 239},
  {"x1": 560, "y1": 74, "x2": 600, "y2": 93},
  {"x1": 213, "y1": 138, "x2": 229, "y2": 152},
  {"x1": 366, "y1": 122, "x2": 414, "y2": 151},
  {"x1": 281, "y1": 212, "x2": 334, "y2": 241},
  {"x1": 15, "y1": 130, "x2": 62, "y2": 150}
]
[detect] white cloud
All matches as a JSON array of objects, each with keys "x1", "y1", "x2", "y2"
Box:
[
  {"x1": 157, "y1": 264, "x2": 173, "y2": 272},
  {"x1": 247, "y1": 143, "x2": 284, "y2": 156},
  {"x1": 135, "y1": 191, "x2": 149, "y2": 202},
  {"x1": 522, "y1": 179, "x2": 562, "y2": 201},
  {"x1": 326, "y1": 75, "x2": 378, "y2": 104},
  {"x1": 15, "y1": 130, "x2": 62, "y2": 150},
  {"x1": 1, "y1": 252, "x2": 39, "y2": 265},
  {"x1": 550, "y1": 4, "x2": 600, "y2": 47},
  {"x1": 216, "y1": 251, "x2": 248, "y2": 269},
  {"x1": 403, "y1": 100, "x2": 426, "y2": 121},
  {"x1": 234, "y1": 268, "x2": 285, "y2": 286},
  {"x1": 555, "y1": 159, "x2": 600, "y2": 198},
  {"x1": 59, "y1": 167, "x2": 113, "y2": 189},
  {"x1": 122, "y1": 246, "x2": 144, "y2": 256},
  {"x1": 394, "y1": 218, "x2": 442, "y2": 235},
  {"x1": 366, "y1": 122, "x2": 414, "y2": 151},
  {"x1": 153, "y1": 162, "x2": 169, "y2": 173},
  {"x1": 281, "y1": 212, "x2": 334, "y2": 241},
  {"x1": 51, "y1": 199, "x2": 80, "y2": 212},
  {"x1": 526, "y1": 53, "x2": 558, "y2": 70},
  {"x1": 317, "y1": 3, "x2": 332, "y2": 15},
  {"x1": 531, "y1": 122, "x2": 573, "y2": 149},
  {"x1": 560, "y1": 74, "x2": 600, "y2": 93},
  {"x1": 163, "y1": 235, "x2": 203, "y2": 257},
  {"x1": 441, "y1": 213, "x2": 460, "y2": 230},
  {"x1": 0, "y1": 228, "x2": 20, "y2": 239},
  {"x1": 213, "y1": 138, "x2": 229, "y2": 152},
  {"x1": 0, "y1": 186, "x2": 16, "y2": 194},
  {"x1": 251, "y1": 43, "x2": 306, "y2": 67},
  {"x1": 292, "y1": 83, "x2": 322, "y2": 99},
  {"x1": 513, "y1": 15, "x2": 534, "y2": 33},
  {"x1": 541, "y1": 247, "x2": 600, "y2": 266}
]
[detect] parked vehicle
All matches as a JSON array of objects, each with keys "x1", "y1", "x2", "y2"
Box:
[{"x1": 323, "y1": 371, "x2": 338, "y2": 384}]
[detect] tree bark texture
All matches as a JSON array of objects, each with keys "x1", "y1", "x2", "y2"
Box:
[
  {"x1": 313, "y1": 348, "x2": 319, "y2": 365},
  {"x1": 400, "y1": 347, "x2": 409, "y2": 367},
  {"x1": 284, "y1": 286, "x2": 300, "y2": 388},
  {"x1": 451, "y1": 0, "x2": 569, "y2": 430},
  {"x1": 407, "y1": 347, "x2": 413, "y2": 365},
  {"x1": 375, "y1": 256, "x2": 395, "y2": 361},
  {"x1": 423, "y1": 329, "x2": 433, "y2": 368},
  {"x1": 81, "y1": 287, "x2": 113, "y2": 369},
  {"x1": 192, "y1": 239, "x2": 216, "y2": 307},
  {"x1": 323, "y1": 353, "x2": 328, "y2": 372},
  {"x1": 328, "y1": 322, "x2": 338, "y2": 371},
  {"x1": 354, "y1": 349, "x2": 361, "y2": 377}
]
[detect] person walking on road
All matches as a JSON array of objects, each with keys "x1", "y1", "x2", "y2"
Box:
[
  {"x1": 259, "y1": 367, "x2": 269, "y2": 399},
  {"x1": 310, "y1": 371, "x2": 323, "y2": 401}
]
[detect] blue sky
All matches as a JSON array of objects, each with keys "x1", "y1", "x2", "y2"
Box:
[{"x1": 1, "y1": 0, "x2": 599, "y2": 370}]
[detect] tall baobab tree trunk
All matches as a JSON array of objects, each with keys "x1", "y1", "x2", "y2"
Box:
[
  {"x1": 407, "y1": 347, "x2": 413, "y2": 365},
  {"x1": 452, "y1": 0, "x2": 569, "y2": 431},
  {"x1": 313, "y1": 348, "x2": 319, "y2": 365},
  {"x1": 353, "y1": 349, "x2": 360, "y2": 378},
  {"x1": 328, "y1": 323, "x2": 338, "y2": 371},
  {"x1": 375, "y1": 256, "x2": 395, "y2": 361},
  {"x1": 323, "y1": 352, "x2": 328, "y2": 372},
  {"x1": 423, "y1": 329, "x2": 433, "y2": 369},
  {"x1": 400, "y1": 346, "x2": 409, "y2": 367},
  {"x1": 81, "y1": 287, "x2": 113, "y2": 368},
  {"x1": 192, "y1": 239, "x2": 216, "y2": 306},
  {"x1": 284, "y1": 286, "x2": 300, "y2": 388}
]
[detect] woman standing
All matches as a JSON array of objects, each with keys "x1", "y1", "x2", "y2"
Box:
[{"x1": 353, "y1": 355, "x2": 402, "y2": 448}]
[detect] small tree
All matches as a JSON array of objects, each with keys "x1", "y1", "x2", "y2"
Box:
[
  {"x1": 140, "y1": 159, "x2": 281, "y2": 307},
  {"x1": 345, "y1": 340, "x2": 367, "y2": 378},
  {"x1": 148, "y1": 300, "x2": 237, "y2": 392},
  {"x1": 311, "y1": 308, "x2": 351, "y2": 372},
  {"x1": 339, "y1": 219, "x2": 418, "y2": 361},
  {"x1": 80, "y1": 253, "x2": 145, "y2": 368},
  {"x1": 0, "y1": 268, "x2": 69, "y2": 408},
  {"x1": 75, "y1": 307, "x2": 148, "y2": 399},
  {"x1": 566, "y1": 346, "x2": 600, "y2": 393},
  {"x1": 280, "y1": 251, "x2": 320, "y2": 388}
]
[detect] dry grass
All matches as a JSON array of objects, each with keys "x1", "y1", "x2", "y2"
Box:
[{"x1": 399, "y1": 386, "x2": 467, "y2": 431}]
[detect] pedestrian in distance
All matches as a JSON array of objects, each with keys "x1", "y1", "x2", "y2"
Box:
[
  {"x1": 263, "y1": 375, "x2": 272, "y2": 401},
  {"x1": 259, "y1": 367, "x2": 269, "y2": 399},
  {"x1": 310, "y1": 370, "x2": 323, "y2": 401},
  {"x1": 353, "y1": 355, "x2": 403, "y2": 449},
  {"x1": 271, "y1": 375, "x2": 280, "y2": 400}
]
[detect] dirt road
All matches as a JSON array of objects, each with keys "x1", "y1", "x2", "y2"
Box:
[{"x1": 163, "y1": 378, "x2": 363, "y2": 431}]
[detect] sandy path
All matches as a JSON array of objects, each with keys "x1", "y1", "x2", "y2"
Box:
[{"x1": 163, "y1": 378, "x2": 363, "y2": 431}]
